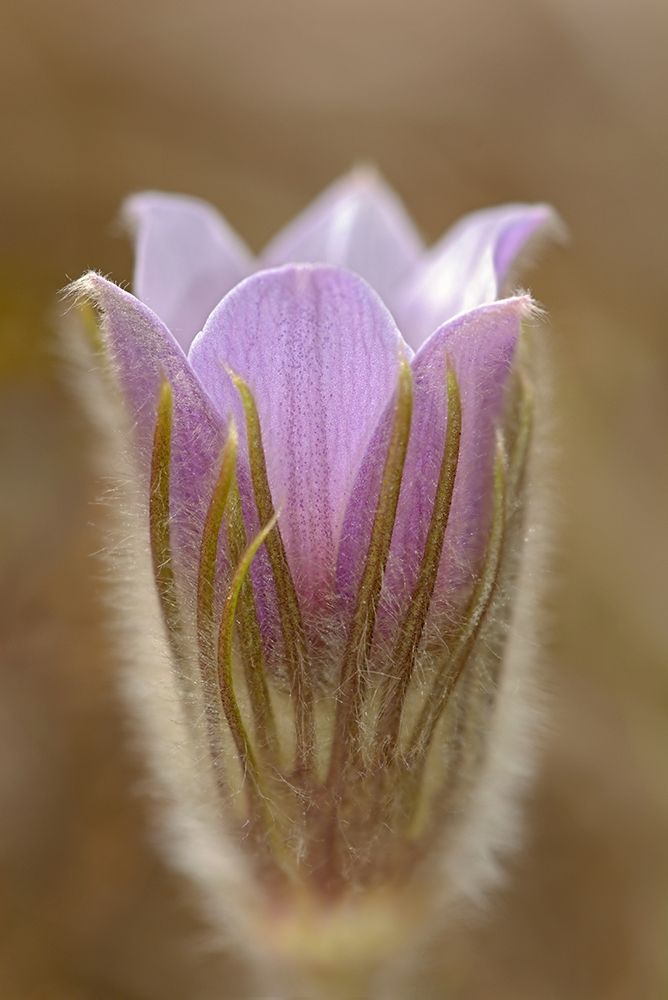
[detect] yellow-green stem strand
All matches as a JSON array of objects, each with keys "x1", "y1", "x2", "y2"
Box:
[
  {"x1": 217, "y1": 513, "x2": 279, "y2": 795},
  {"x1": 196, "y1": 423, "x2": 238, "y2": 660},
  {"x1": 375, "y1": 363, "x2": 462, "y2": 764},
  {"x1": 228, "y1": 369, "x2": 314, "y2": 775},
  {"x1": 407, "y1": 437, "x2": 508, "y2": 767},
  {"x1": 327, "y1": 355, "x2": 413, "y2": 787},
  {"x1": 149, "y1": 377, "x2": 180, "y2": 639},
  {"x1": 227, "y1": 483, "x2": 279, "y2": 760}
]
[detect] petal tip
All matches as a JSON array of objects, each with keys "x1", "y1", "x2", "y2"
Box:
[
  {"x1": 120, "y1": 190, "x2": 222, "y2": 239},
  {"x1": 64, "y1": 270, "x2": 111, "y2": 305},
  {"x1": 501, "y1": 292, "x2": 542, "y2": 323},
  {"x1": 497, "y1": 292, "x2": 545, "y2": 330},
  {"x1": 499, "y1": 204, "x2": 567, "y2": 297},
  {"x1": 476, "y1": 292, "x2": 537, "y2": 319},
  {"x1": 341, "y1": 162, "x2": 392, "y2": 196},
  {"x1": 532, "y1": 202, "x2": 569, "y2": 244}
]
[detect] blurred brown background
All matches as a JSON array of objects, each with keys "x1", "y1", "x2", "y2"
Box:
[{"x1": 1, "y1": 1, "x2": 667, "y2": 997}]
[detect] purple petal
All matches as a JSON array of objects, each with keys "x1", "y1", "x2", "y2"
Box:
[
  {"x1": 189, "y1": 264, "x2": 406, "y2": 614},
  {"x1": 72, "y1": 273, "x2": 226, "y2": 575},
  {"x1": 397, "y1": 203, "x2": 559, "y2": 349},
  {"x1": 123, "y1": 192, "x2": 254, "y2": 352},
  {"x1": 261, "y1": 169, "x2": 424, "y2": 311},
  {"x1": 338, "y1": 297, "x2": 531, "y2": 625}
]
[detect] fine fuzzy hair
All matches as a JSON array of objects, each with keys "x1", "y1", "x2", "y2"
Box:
[
  {"x1": 59, "y1": 288, "x2": 276, "y2": 989},
  {"x1": 381, "y1": 313, "x2": 556, "y2": 999},
  {"x1": 60, "y1": 284, "x2": 555, "y2": 998}
]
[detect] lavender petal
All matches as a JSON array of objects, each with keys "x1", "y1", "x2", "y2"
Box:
[
  {"x1": 189, "y1": 264, "x2": 406, "y2": 615},
  {"x1": 261, "y1": 169, "x2": 424, "y2": 312},
  {"x1": 123, "y1": 192, "x2": 254, "y2": 351},
  {"x1": 338, "y1": 297, "x2": 531, "y2": 626},
  {"x1": 72, "y1": 273, "x2": 227, "y2": 576},
  {"x1": 397, "y1": 203, "x2": 558, "y2": 348}
]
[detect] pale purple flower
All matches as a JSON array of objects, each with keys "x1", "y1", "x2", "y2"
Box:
[{"x1": 71, "y1": 170, "x2": 558, "y2": 997}]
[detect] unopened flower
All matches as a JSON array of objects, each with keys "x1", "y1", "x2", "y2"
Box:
[{"x1": 70, "y1": 171, "x2": 558, "y2": 997}]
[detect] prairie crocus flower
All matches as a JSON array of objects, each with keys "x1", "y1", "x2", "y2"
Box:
[{"x1": 71, "y1": 171, "x2": 558, "y2": 998}]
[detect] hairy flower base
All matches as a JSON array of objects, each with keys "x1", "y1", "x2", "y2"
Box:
[
  {"x1": 253, "y1": 885, "x2": 428, "y2": 997},
  {"x1": 146, "y1": 345, "x2": 532, "y2": 916}
]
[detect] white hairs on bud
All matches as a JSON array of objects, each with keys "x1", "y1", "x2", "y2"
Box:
[
  {"x1": 59, "y1": 290, "x2": 555, "y2": 999},
  {"x1": 57, "y1": 298, "x2": 273, "y2": 988},
  {"x1": 382, "y1": 320, "x2": 555, "y2": 999},
  {"x1": 440, "y1": 321, "x2": 554, "y2": 911}
]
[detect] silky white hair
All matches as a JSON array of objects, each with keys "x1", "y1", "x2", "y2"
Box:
[{"x1": 60, "y1": 291, "x2": 554, "y2": 999}]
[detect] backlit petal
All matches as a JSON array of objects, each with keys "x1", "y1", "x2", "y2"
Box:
[
  {"x1": 73, "y1": 273, "x2": 226, "y2": 574},
  {"x1": 261, "y1": 169, "x2": 424, "y2": 310},
  {"x1": 123, "y1": 192, "x2": 254, "y2": 351},
  {"x1": 189, "y1": 264, "x2": 406, "y2": 613},
  {"x1": 398, "y1": 203, "x2": 558, "y2": 348},
  {"x1": 338, "y1": 297, "x2": 531, "y2": 624}
]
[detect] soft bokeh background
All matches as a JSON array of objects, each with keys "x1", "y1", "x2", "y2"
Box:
[{"x1": 1, "y1": 1, "x2": 667, "y2": 997}]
